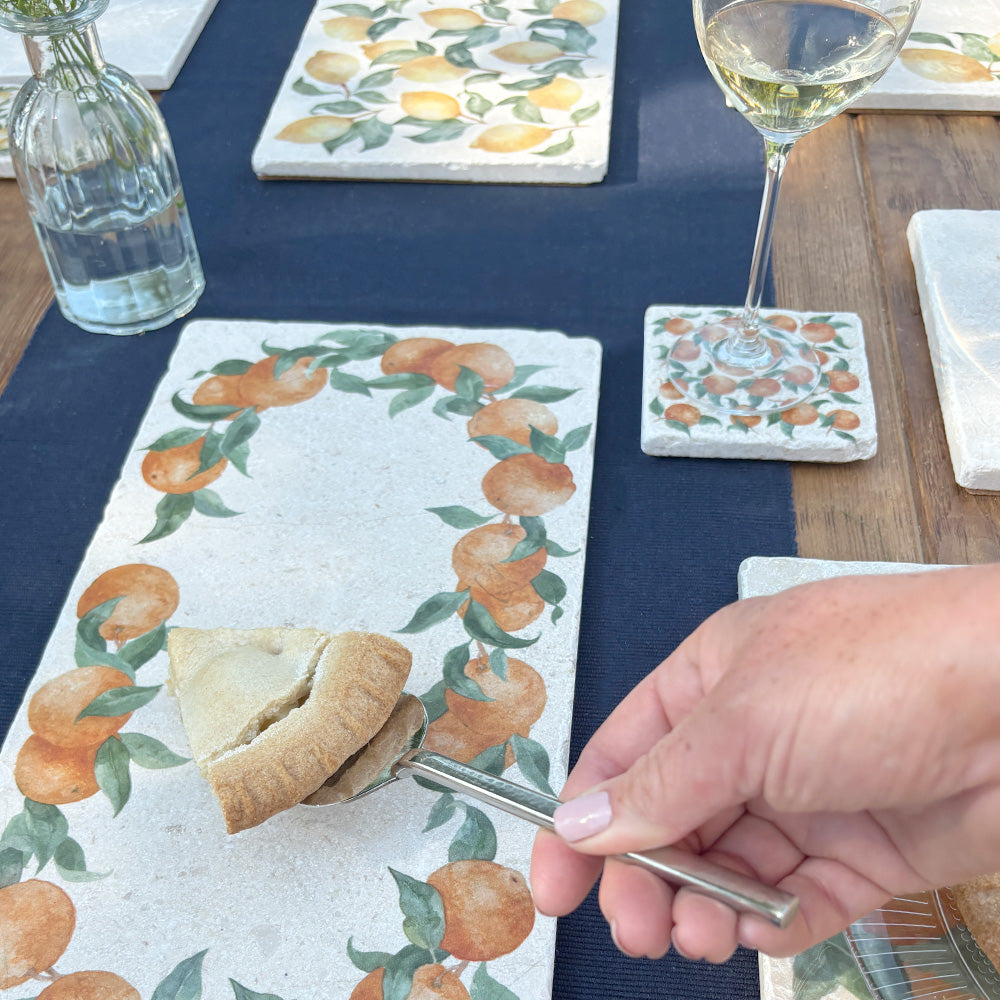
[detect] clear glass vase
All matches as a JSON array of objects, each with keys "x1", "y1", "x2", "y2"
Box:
[{"x1": 0, "y1": 0, "x2": 205, "y2": 335}]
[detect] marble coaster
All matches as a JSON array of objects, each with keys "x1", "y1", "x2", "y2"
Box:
[
  {"x1": 251, "y1": 0, "x2": 620, "y2": 184},
  {"x1": 0, "y1": 0, "x2": 219, "y2": 90},
  {"x1": 641, "y1": 305, "x2": 878, "y2": 462},
  {"x1": 855, "y1": 0, "x2": 1000, "y2": 112},
  {"x1": 0, "y1": 320, "x2": 601, "y2": 999},
  {"x1": 908, "y1": 210, "x2": 1000, "y2": 492},
  {"x1": 742, "y1": 556, "x2": 964, "y2": 1000}
]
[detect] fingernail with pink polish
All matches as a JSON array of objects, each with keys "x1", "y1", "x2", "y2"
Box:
[{"x1": 553, "y1": 790, "x2": 612, "y2": 842}]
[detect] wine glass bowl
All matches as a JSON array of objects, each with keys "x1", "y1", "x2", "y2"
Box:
[{"x1": 668, "y1": 0, "x2": 921, "y2": 415}]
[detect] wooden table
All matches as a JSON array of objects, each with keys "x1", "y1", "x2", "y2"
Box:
[{"x1": 2, "y1": 112, "x2": 999, "y2": 566}]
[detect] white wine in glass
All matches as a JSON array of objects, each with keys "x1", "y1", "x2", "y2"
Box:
[{"x1": 668, "y1": 0, "x2": 920, "y2": 415}]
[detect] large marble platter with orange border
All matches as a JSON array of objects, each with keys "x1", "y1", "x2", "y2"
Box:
[{"x1": 0, "y1": 319, "x2": 601, "y2": 1000}]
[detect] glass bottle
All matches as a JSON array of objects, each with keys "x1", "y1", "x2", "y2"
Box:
[{"x1": 0, "y1": 0, "x2": 205, "y2": 335}]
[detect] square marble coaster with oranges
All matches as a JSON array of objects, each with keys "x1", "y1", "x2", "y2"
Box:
[
  {"x1": 0, "y1": 319, "x2": 600, "y2": 999},
  {"x1": 641, "y1": 305, "x2": 878, "y2": 462},
  {"x1": 251, "y1": 0, "x2": 620, "y2": 183}
]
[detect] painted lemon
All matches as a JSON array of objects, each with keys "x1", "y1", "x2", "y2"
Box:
[
  {"x1": 396, "y1": 56, "x2": 469, "y2": 82},
  {"x1": 471, "y1": 123, "x2": 552, "y2": 152},
  {"x1": 362, "y1": 38, "x2": 416, "y2": 60},
  {"x1": 526, "y1": 76, "x2": 583, "y2": 109},
  {"x1": 989, "y1": 32, "x2": 1000, "y2": 58},
  {"x1": 322, "y1": 16, "x2": 374, "y2": 40},
  {"x1": 401, "y1": 91, "x2": 461, "y2": 121},
  {"x1": 421, "y1": 7, "x2": 485, "y2": 29},
  {"x1": 276, "y1": 116, "x2": 353, "y2": 143},
  {"x1": 899, "y1": 48, "x2": 993, "y2": 83},
  {"x1": 491, "y1": 41, "x2": 563, "y2": 64},
  {"x1": 552, "y1": 0, "x2": 606, "y2": 23},
  {"x1": 305, "y1": 50, "x2": 360, "y2": 84}
]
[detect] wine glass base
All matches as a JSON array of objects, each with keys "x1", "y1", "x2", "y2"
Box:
[{"x1": 666, "y1": 320, "x2": 822, "y2": 415}]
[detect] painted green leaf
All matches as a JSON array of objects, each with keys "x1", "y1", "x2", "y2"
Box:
[
  {"x1": 511, "y1": 734, "x2": 554, "y2": 794},
  {"x1": 357, "y1": 117, "x2": 394, "y2": 151},
  {"x1": 449, "y1": 803, "x2": 498, "y2": 862},
  {"x1": 462, "y1": 599, "x2": 539, "y2": 649},
  {"x1": 831, "y1": 392, "x2": 861, "y2": 405},
  {"x1": 908, "y1": 31, "x2": 954, "y2": 47},
  {"x1": 229, "y1": 981, "x2": 288, "y2": 1000},
  {"x1": 489, "y1": 647, "x2": 508, "y2": 680},
  {"x1": 388, "y1": 385, "x2": 435, "y2": 417},
  {"x1": 505, "y1": 515, "x2": 545, "y2": 560},
  {"x1": 482, "y1": 3, "x2": 509, "y2": 18},
  {"x1": 312, "y1": 99, "x2": 367, "y2": 114},
  {"x1": 383, "y1": 944, "x2": 449, "y2": 1000},
  {"x1": 15, "y1": 799, "x2": 68, "y2": 873},
  {"x1": 546, "y1": 56, "x2": 587, "y2": 76},
  {"x1": 333, "y1": 2, "x2": 376, "y2": 15},
  {"x1": 209, "y1": 359, "x2": 253, "y2": 376},
  {"x1": 498, "y1": 364, "x2": 550, "y2": 393},
  {"x1": 543, "y1": 538, "x2": 579, "y2": 557},
  {"x1": 54, "y1": 836, "x2": 109, "y2": 883},
  {"x1": 355, "y1": 89, "x2": 391, "y2": 104},
  {"x1": 649, "y1": 396, "x2": 665, "y2": 417},
  {"x1": 664, "y1": 418, "x2": 691, "y2": 436},
  {"x1": 192, "y1": 428, "x2": 224, "y2": 475},
  {"x1": 118, "y1": 623, "x2": 167, "y2": 671},
  {"x1": 571, "y1": 101, "x2": 600, "y2": 124},
  {"x1": 468, "y1": 742, "x2": 507, "y2": 776},
  {"x1": 433, "y1": 395, "x2": 482, "y2": 419},
  {"x1": 120, "y1": 732, "x2": 190, "y2": 769},
  {"x1": 397, "y1": 590, "x2": 470, "y2": 633},
  {"x1": 389, "y1": 868, "x2": 446, "y2": 950},
  {"x1": 367, "y1": 373, "x2": 435, "y2": 390},
  {"x1": 445, "y1": 41, "x2": 479, "y2": 67},
  {"x1": 369, "y1": 15, "x2": 407, "y2": 39},
  {"x1": 501, "y1": 73, "x2": 554, "y2": 90},
  {"x1": 957, "y1": 33, "x2": 994, "y2": 62},
  {"x1": 371, "y1": 47, "x2": 420, "y2": 64},
  {"x1": 359, "y1": 68, "x2": 397, "y2": 88},
  {"x1": 75, "y1": 636, "x2": 135, "y2": 678},
  {"x1": 532, "y1": 568, "x2": 566, "y2": 607},
  {"x1": 562, "y1": 423, "x2": 591, "y2": 452},
  {"x1": 423, "y1": 792, "x2": 458, "y2": 832},
  {"x1": 471, "y1": 962, "x2": 519, "y2": 1000},
  {"x1": 171, "y1": 391, "x2": 241, "y2": 423},
  {"x1": 151, "y1": 950, "x2": 208, "y2": 1000},
  {"x1": 329, "y1": 369, "x2": 373, "y2": 396},
  {"x1": 292, "y1": 76, "x2": 327, "y2": 95},
  {"x1": 529, "y1": 425, "x2": 566, "y2": 463},
  {"x1": 416, "y1": 40, "x2": 437, "y2": 54},
  {"x1": 470, "y1": 434, "x2": 531, "y2": 460},
  {"x1": 0, "y1": 846, "x2": 24, "y2": 889},
  {"x1": 454, "y1": 365, "x2": 486, "y2": 400},
  {"x1": 466, "y1": 92, "x2": 493, "y2": 115},
  {"x1": 535, "y1": 133, "x2": 575, "y2": 156},
  {"x1": 426, "y1": 505, "x2": 494, "y2": 528},
  {"x1": 509, "y1": 385, "x2": 577, "y2": 403},
  {"x1": 144, "y1": 427, "x2": 204, "y2": 452},
  {"x1": 219, "y1": 405, "x2": 261, "y2": 457},
  {"x1": 420, "y1": 679, "x2": 449, "y2": 723},
  {"x1": 512, "y1": 96, "x2": 544, "y2": 122},
  {"x1": 95, "y1": 736, "x2": 131, "y2": 817},
  {"x1": 408, "y1": 118, "x2": 469, "y2": 144},
  {"x1": 443, "y1": 643, "x2": 492, "y2": 701},
  {"x1": 192, "y1": 488, "x2": 241, "y2": 519},
  {"x1": 77, "y1": 684, "x2": 161, "y2": 721},
  {"x1": 141, "y1": 493, "x2": 195, "y2": 544},
  {"x1": 346, "y1": 936, "x2": 395, "y2": 973}
]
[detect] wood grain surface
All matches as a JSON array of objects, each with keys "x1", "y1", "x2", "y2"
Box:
[{"x1": 2, "y1": 111, "x2": 1000, "y2": 568}]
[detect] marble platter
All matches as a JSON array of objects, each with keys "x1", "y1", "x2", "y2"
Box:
[
  {"x1": 908, "y1": 210, "x2": 1000, "y2": 492},
  {"x1": 0, "y1": 319, "x2": 601, "y2": 999},
  {"x1": 856, "y1": 0, "x2": 1000, "y2": 112},
  {"x1": 252, "y1": 0, "x2": 620, "y2": 184}
]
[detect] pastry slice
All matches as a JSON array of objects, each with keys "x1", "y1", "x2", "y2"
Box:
[
  {"x1": 953, "y1": 873, "x2": 1000, "y2": 970},
  {"x1": 166, "y1": 627, "x2": 411, "y2": 833}
]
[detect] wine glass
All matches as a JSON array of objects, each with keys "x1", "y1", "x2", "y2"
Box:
[{"x1": 668, "y1": 0, "x2": 921, "y2": 414}]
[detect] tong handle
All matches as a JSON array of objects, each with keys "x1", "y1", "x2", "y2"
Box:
[{"x1": 397, "y1": 748, "x2": 798, "y2": 929}]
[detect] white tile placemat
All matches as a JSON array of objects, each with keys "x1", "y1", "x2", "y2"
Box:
[
  {"x1": 641, "y1": 306, "x2": 878, "y2": 462},
  {"x1": 252, "y1": 0, "x2": 620, "y2": 184},
  {"x1": 856, "y1": 0, "x2": 1000, "y2": 112},
  {"x1": 908, "y1": 210, "x2": 1000, "y2": 492},
  {"x1": 0, "y1": 319, "x2": 601, "y2": 999}
]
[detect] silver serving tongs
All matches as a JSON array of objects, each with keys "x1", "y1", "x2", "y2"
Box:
[{"x1": 303, "y1": 694, "x2": 798, "y2": 929}]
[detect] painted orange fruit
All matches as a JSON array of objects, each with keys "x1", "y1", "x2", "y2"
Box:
[
  {"x1": 14, "y1": 735, "x2": 100, "y2": 804},
  {"x1": 0, "y1": 879, "x2": 76, "y2": 989},
  {"x1": 37, "y1": 971, "x2": 141, "y2": 1000},
  {"x1": 459, "y1": 582, "x2": 546, "y2": 632},
  {"x1": 800, "y1": 322, "x2": 836, "y2": 343},
  {"x1": 445, "y1": 656, "x2": 546, "y2": 741},
  {"x1": 141, "y1": 436, "x2": 227, "y2": 495},
  {"x1": 702, "y1": 375, "x2": 736, "y2": 395},
  {"x1": 239, "y1": 355, "x2": 328, "y2": 408},
  {"x1": 658, "y1": 381, "x2": 683, "y2": 400},
  {"x1": 662, "y1": 317, "x2": 694, "y2": 336},
  {"x1": 380, "y1": 337, "x2": 454, "y2": 377},
  {"x1": 452, "y1": 522, "x2": 547, "y2": 601},
  {"x1": 28, "y1": 666, "x2": 134, "y2": 749},
  {"x1": 350, "y1": 968, "x2": 385, "y2": 1000},
  {"x1": 731, "y1": 415, "x2": 761, "y2": 428},
  {"x1": 826, "y1": 370, "x2": 860, "y2": 393},
  {"x1": 408, "y1": 964, "x2": 470, "y2": 999},
  {"x1": 424, "y1": 711, "x2": 514, "y2": 768},
  {"x1": 77, "y1": 563, "x2": 179, "y2": 644},
  {"x1": 747, "y1": 378, "x2": 781, "y2": 398},
  {"x1": 829, "y1": 409, "x2": 861, "y2": 431},
  {"x1": 427, "y1": 860, "x2": 535, "y2": 961},
  {"x1": 481, "y1": 453, "x2": 575, "y2": 516},
  {"x1": 781, "y1": 403, "x2": 819, "y2": 426},
  {"x1": 430, "y1": 343, "x2": 516, "y2": 393},
  {"x1": 663, "y1": 403, "x2": 700, "y2": 426},
  {"x1": 192, "y1": 373, "x2": 249, "y2": 416},
  {"x1": 783, "y1": 365, "x2": 815, "y2": 386},
  {"x1": 467, "y1": 398, "x2": 558, "y2": 447},
  {"x1": 764, "y1": 313, "x2": 798, "y2": 332},
  {"x1": 670, "y1": 340, "x2": 700, "y2": 361}
]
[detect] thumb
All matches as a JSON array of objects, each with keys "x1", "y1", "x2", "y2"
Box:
[{"x1": 552, "y1": 707, "x2": 754, "y2": 855}]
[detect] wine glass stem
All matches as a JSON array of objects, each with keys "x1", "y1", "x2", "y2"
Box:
[{"x1": 739, "y1": 138, "x2": 796, "y2": 347}]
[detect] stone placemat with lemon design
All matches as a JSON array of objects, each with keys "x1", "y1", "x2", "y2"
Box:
[
  {"x1": 854, "y1": 0, "x2": 1000, "y2": 112},
  {"x1": 251, "y1": 0, "x2": 619, "y2": 183},
  {"x1": 641, "y1": 305, "x2": 878, "y2": 462},
  {"x1": 0, "y1": 319, "x2": 601, "y2": 999}
]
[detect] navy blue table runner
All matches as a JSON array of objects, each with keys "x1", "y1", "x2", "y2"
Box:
[{"x1": 0, "y1": 1, "x2": 797, "y2": 996}]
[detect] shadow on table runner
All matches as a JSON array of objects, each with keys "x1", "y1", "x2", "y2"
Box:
[{"x1": 0, "y1": 0, "x2": 796, "y2": 998}]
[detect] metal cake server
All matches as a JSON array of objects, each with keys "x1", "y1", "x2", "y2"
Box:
[{"x1": 304, "y1": 694, "x2": 798, "y2": 929}]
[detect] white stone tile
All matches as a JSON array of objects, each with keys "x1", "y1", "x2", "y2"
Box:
[
  {"x1": 0, "y1": 319, "x2": 601, "y2": 998},
  {"x1": 251, "y1": 0, "x2": 620, "y2": 184},
  {"x1": 641, "y1": 305, "x2": 878, "y2": 462},
  {"x1": 0, "y1": 0, "x2": 220, "y2": 90},
  {"x1": 856, "y1": 0, "x2": 1000, "y2": 112},
  {"x1": 908, "y1": 209, "x2": 1000, "y2": 492}
]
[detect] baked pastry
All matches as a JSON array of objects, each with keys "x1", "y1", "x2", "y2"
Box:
[
  {"x1": 953, "y1": 873, "x2": 1000, "y2": 969},
  {"x1": 166, "y1": 627, "x2": 411, "y2": 833}
]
